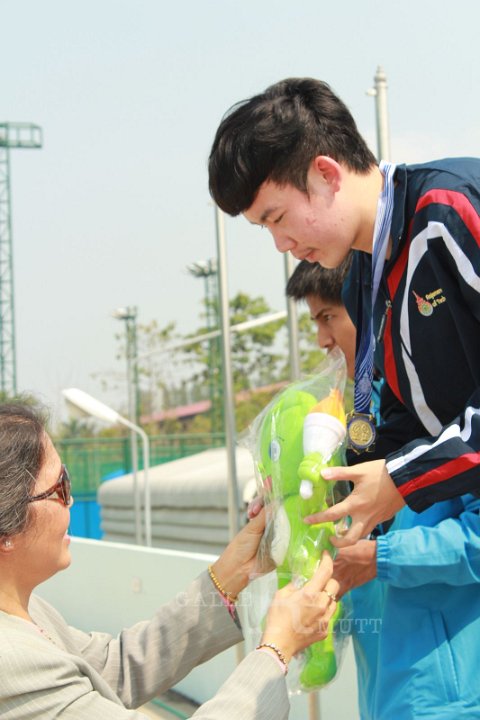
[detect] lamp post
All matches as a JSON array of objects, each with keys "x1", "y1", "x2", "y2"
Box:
[
  {"x1": 112, "y1": 306, "x2": 141, "y2": 542},
  {"x1": 366, "y1": 66, "x2": 391, "y2": 161},
  {"x1": 186, "y1": 259, "x2": 222, "y2": 434},
  {"x1": 111, "y1": 306, "x2": 139, "y2": 424},
  {"x1": 283, "y1": 253, "x2": 301, "y2": 380},
  {"x1": 62, "y1": 388, "x2": 152, "y2": 547},
  {"x1": 214, "y1": 207, "x2": 240, "y2": 541}
]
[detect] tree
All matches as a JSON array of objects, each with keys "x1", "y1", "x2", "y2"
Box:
[
  {"x1": 92, "y1": 319, "x2": 190, "y2": 424},
  {"x1": 186, "y1": 292, "x2": 287, "y2": 393},
  {"x1": 134, "y1": 320, "x2": 187, "y2": 415},
  {"x1": 290, "y1": 309, "x2": 327, "y2": 374},
  {"x1": 93, "y1": 292, "x2": 339, "y2": 436},
  {"x1": 55, "y1": 416, "x2": 97, "y2": 439}
]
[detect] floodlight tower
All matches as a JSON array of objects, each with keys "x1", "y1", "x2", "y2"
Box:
[
  {"x1": 0, "y1": 122, "x2": 42, "y2": 395},
  {"x1": 187, "y1": 258, "x2": 223, "y2": 434}
]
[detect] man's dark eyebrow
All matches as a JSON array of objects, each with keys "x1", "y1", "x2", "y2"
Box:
[
  {"x1": 260, "y1": 206, "x2": 278, "y2": 223},
  {"x1": 311, "y1": 305, "x2": 331, "y2": 321},
  {"x1": 245, "y1": 206, "x2": 278, "y2": 226}
]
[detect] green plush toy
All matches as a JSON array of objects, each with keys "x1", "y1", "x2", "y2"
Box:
[{"x1": 256, "y1": 385, "x2": 346, "y2": 690}]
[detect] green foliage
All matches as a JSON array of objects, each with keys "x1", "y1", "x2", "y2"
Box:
[
  {"x1": 92, "y1": 319, "x2": 187, "y2": 420},
  {"x1": 186, "y1": 291, "x2": 287, "y2": 394},
  {"x1": 297, "y1": 310, "x2": 327, "y2": 373},
  {"x1": 0, "y1": 390, "x2": 42, "y2": 406},
  {"x1": 235, "y1": 388, "x2": 286, "y2": 432},
  {"x1": 85, "y1": 291, "x2": 341, "y2": 440},
  {"x1": 0, "y1": 391, "x2": 55, "y2": 433},
  {"x1": 188, "y1": 413, "x2": 214, "y2": 434},
  {"x1": 55, "y1": 417, "x2": 97, "y2": 439}
]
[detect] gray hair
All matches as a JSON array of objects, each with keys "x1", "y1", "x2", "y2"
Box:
[{"x1": 0, "y1": 402, "x2": 48, "y2": 538}]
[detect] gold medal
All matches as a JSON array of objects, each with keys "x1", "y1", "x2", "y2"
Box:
[{"x1": 347, "y1": 412, "x2": 376, "y2": 454}]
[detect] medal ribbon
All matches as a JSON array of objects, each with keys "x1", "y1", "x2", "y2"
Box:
[{"x1": 353, "y1": 160, "x2": 396, "y2": 415}]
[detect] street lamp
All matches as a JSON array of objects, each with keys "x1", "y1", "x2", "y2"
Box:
[
  {"x1": 186, "y1": 258, "x2": 218, "y2": 279},
  {"x1": 283, "y1": 253, "x2": 301, "y2": 380},
  {"x1": 186, "y1": 259, "x2": 223, "y2": 434},
  {"x1": 111, "y1": 306, "x2": 139, "y2": 424},
  {"x1": 112, "y1": 306, "x2": 141, "y2": 541},
  {"x1": 213, "y1": 207, "x2": 240, "y2": 542},
  {"x1": 367, "y1": 66, "x2": 391, "y2": 161},
  {"x1": 62, "y1": 387, "x2": 152, "y2": 547}
]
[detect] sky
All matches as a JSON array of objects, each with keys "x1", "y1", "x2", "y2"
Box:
[{"x1": 1, "y1": 0, "x2": 479, "y2": 427}]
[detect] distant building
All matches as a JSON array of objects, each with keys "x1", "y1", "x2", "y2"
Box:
[{"x1": 141, "y1": 381, "x2": 288, "y2": 431}]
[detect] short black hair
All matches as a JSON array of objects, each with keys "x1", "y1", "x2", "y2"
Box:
[
  {"x1": 209, "y1": 77, "x2": 377, "y2": 216},
  {"x1": 286, "y1": 254, "x2": 353, "y2": 305}
]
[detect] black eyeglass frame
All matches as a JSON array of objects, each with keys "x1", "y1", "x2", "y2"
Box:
[{"x1": 28, "y1": 464, "x2": 72, "y2": 507}]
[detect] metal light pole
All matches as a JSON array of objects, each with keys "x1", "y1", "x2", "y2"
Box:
[
  {"x1": 0, "y1": 122, "x2": 42, "y2": 395},
  {"x1": 186, "y1": 259, "x2": 222, "y2": 433},
  {"x1": 367, "y1": 66, "x2": 391, "y2": 162},
  {"x1": 112, "y1": 306, "x2": 140, "y2": 423},
  {"x1": 214, "y1": 204, "x2": 245, "y2": 666},
  {"x1": 112, "y1": 306, "x2": 141, "y2": 543},
  {"x1": 284, "y1": 254, "x2": 301, "y2": 380},
  {"x1": 214, "y1": 206, "x2": 240, "y2": 541},
  {"x1": 63, "y1": 388, "x2": 152, "y2": 547}
]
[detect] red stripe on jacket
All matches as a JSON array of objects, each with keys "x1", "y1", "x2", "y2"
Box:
[
  {"x1": 416, "y1": 189, "x2": 480, "y2": 247},
  {"x1": 383, "y1": 229, "x2": 412, "y2": 403},
  {"x1": 381, "y1": 188, "x2": 480, "y2": 404},
  {"x1": 398, "y1": 452, "x2": 480, "y2": 498}
]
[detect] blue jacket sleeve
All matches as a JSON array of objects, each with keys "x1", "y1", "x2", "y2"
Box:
[{"x1": 376, "y1": 494, "x2": 480, "y2": 587}]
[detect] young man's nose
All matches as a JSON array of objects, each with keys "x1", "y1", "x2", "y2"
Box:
[
  {"x1": 271, "y1": 230, "x2": 295, "y2": 253},
  {"x1": 317, "y1": 328, "x2": 335, "y2": 351}
]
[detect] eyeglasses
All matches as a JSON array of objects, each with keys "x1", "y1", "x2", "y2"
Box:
[{"x1": 28, "y1": 465, "x2": 72, "y2": 507}]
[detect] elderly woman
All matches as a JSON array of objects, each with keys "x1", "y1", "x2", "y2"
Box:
[{"x1": 0, "y1": 403, "x2": 339, "y2": 720}]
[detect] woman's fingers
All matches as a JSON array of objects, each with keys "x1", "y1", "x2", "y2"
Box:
[
  {"x1": 262, "y1": 553, "x2": 341, "y2": 657},
  {"x1": 303, "y1": 552, "x2": 334, "y2": 593},
  {"x1": 301, "y1": 559, "x2": 339, "y2": 620},
  {"x1": 247, "y1": 495, "x2": 265, "y2": 519},
  {"x1": 246, "y1": 505, "x2": 266, "y2": 532}
]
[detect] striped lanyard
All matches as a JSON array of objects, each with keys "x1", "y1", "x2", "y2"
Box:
[{"x1": 353, "y1": 160, "x2": 396, "y2": 415}]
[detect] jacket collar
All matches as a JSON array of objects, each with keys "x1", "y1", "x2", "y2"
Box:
[{"x1": 389, "y1": 164, "x2": 408, "y2": 261}]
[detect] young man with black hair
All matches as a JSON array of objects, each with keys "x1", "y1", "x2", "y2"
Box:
[
  {"x1": 286, "y1": 256, "x2": 356, "y2": 379},
  {"x1": 209, "y1": 78, "x2": 480, "y2": 719},
  {"x1": 209, "y1": 77, "x2": 480, "y2": 546}
]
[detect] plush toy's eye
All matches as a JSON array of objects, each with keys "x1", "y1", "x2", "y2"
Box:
[{"x1": 269, "y1": 439, "x2": 281, "y2": 461}]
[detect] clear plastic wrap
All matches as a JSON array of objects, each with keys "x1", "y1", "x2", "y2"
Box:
[{"x1": 244, "y1": 348, "x2": 351, "y2": 693}]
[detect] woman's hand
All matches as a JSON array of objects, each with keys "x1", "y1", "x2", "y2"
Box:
[
  {"x1": 246, "y1": 495, "x2": 264, "y2": 519},
  {"x1": 332, "y1": 539, "x2": 377, "y2": 598},
  {"x1": 260, "y1": 552, "x2": 339, "y2": 663},
  {"x1": 211, "y1": 509, "x2": 270, "y2": 599}
]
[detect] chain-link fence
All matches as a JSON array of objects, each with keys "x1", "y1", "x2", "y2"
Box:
[{"x1": 56, "y1": 433, "x2": 225, "y2": 539}]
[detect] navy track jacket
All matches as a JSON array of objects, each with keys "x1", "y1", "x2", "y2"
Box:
[{"x1": 344, "y1": 158, "x2": 480, "y2": 512}]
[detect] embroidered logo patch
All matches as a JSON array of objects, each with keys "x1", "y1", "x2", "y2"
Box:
[{"x1": 412, "y1": 289, "x2": 446, "y2": 316}]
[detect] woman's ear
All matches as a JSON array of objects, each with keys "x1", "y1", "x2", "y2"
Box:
[{"x1": 0, "y1": 537, "x2": 14, "y2": 553}]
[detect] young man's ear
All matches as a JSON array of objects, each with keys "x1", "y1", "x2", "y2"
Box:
[{"x1": 310, "y1": 155, "x2": 342, "y2": 193}]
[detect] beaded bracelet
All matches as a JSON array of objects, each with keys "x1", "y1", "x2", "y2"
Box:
[
  {"x1": 255, "y1": 642, "x2": 289, "y2": 675},
  {"x1": 208, "y1": 564, "x2": 237, "y2": 604}
]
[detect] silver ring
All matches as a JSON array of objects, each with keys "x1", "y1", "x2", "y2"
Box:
[{"x1": 323, "y1": 589, "x2": 337, "y2": 603}]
